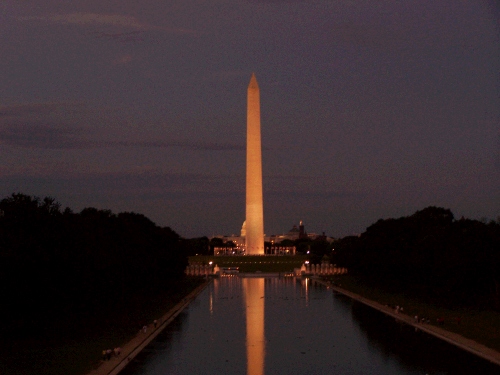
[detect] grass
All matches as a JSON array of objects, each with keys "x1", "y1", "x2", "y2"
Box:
[
  {"x1": 189, "y1": 255, "x2": 309, "y2": 272},
  {"x1": 324, "y1": 274, "x2": 500, "y2": 352},
  {"x1": 0, "y1": 278, "x2": 205, "y2": 375}
]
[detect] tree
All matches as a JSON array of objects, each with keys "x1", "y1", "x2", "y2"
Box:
[
  {"x1": 0, "y1": 193, "x2": 189, "y2": 335},
  {"x1": 334, "y1": 206, "x2": 500, "y2": 309}
]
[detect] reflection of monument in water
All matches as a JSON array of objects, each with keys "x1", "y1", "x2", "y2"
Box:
[
  {"x1": 243, "y1": 278, "x2": 265, "y2": 375},
  {"x1": 246, "y1": 73, "x2": 265, "y2": 255}
]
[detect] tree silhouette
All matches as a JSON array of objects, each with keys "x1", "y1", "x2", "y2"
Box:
[
  {"x1": 0, "y1": 193, "x2": 190, "y2": 335},
  {"x1": 335, "y1": 207, "x2": 500, "y2": 309}
]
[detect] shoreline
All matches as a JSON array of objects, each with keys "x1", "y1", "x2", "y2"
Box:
[
  {"x1": 313, "y1": 277, "x2": 500, "y2": 367},
  {"x1": 87, "y1": 279, "x2": 211, "y2": 375},
  {"x1": 85, "y1": 275, "x2": 500, "y2": 373}
]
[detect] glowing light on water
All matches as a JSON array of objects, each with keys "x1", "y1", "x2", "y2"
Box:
[{"x1": 243, "y1": 278, "x2": 265, "y2": 375}]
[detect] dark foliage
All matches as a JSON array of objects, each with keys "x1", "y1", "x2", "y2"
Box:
[
  {"x1": 181, "y1": 236, "x2": 210, "y2": 256},
  {"x1": 0, "y1": 193, "x2": 189, "y2": 335},
  {"x1": 334, "y1": 206, "x2": 500, "y2": 309}
]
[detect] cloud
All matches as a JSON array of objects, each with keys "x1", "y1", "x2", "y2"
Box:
[
  {"x1": 0, "y1": 122, "x2": 244, "y2": 151},
  {"x1": 0, "y1": 168, "x2": 236, "y2": 195},
  {"x1": 17, "y1": 13, "x2": 196, "y2": 35},
  {"x1": 112, "y1": 54, "x2": 133, "y2": 65},
  {"x1": 91, "y1": 31, "x2": 145, "y2": 43},
  {"x1": 247, "y1": 0, "x2": 307, "y2": 3},
  {"x1": 0, "y1": 103, "x2": 59, "y2": 117},
  {"x1": 115, "y1": 140, "x2": 245, "y2": 151},
  {"x1": 19, "y1": 13, "x2": 146, "y2": 28},
  {"x1": 0, "y1": 123, "x2": 93, "y2": 149}
]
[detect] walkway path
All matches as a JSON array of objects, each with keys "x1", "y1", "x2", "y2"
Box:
[
  {"x1": 314, "y1": 278, "x2": 500, "y2": 367},
  {"x1": 86, "y1": 280, "x2": 210, "y2": 375}
]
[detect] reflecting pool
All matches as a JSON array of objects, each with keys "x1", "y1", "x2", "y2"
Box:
[{"x1": 120, "y1": 277, "x2": 499, "y2": 374}]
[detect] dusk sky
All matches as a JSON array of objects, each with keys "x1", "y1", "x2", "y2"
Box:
[{"x1": 1, "y1": 1, "x2": 499, "y2": 238}]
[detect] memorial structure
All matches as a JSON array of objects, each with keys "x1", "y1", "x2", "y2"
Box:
[{"x1": 245, "y1": 73, "x2": 265, "y2": 255}]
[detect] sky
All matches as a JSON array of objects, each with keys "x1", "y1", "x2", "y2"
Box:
[{"x1": 1, "y1": 0, "x2": 499, "y2": 239}]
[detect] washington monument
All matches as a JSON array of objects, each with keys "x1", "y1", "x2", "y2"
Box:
[{"x1": 246, "y1": 73, "x2": 265, "y2": 255}]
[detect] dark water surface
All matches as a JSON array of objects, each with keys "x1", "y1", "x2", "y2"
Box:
[{"x1": 120, "y1": 277, "x2": 499, "y2": 375}]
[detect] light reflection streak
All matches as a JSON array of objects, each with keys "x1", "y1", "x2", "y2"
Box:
[
  {"x1": 243, "y1": 278, "x2": 265, "y2": 375},
  {"x1": 209, "y1": 289, "x2": 213, "y2": 315},
  {"x1": 210, "y1": 278, "x2": 220, "y2": 315},
  {"x1": 301, "y1": 277, "x2": 310, "y2": 307}
]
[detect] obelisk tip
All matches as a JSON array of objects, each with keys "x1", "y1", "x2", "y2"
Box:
[{"x1": 248, "y1": 72, "x2": 259, "y2": 89}]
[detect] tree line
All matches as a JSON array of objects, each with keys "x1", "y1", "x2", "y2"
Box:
[
  {"x1": 2, "y1": 193, "x2": 498, "y2": 337},
  {"x1": 333, "y1": 207, "x2": 500, "y2": 310},
  {"x1": 0, "y1": 193, "x2": 191, "y2": 335}
]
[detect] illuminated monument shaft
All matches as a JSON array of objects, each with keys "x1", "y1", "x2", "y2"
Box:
[
  {"x1": 246, "y1": 73, "x2": 264, "y2": 255},
  {"x1": 243, "y1": 278, "x2": 265, "y2": 375}
]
